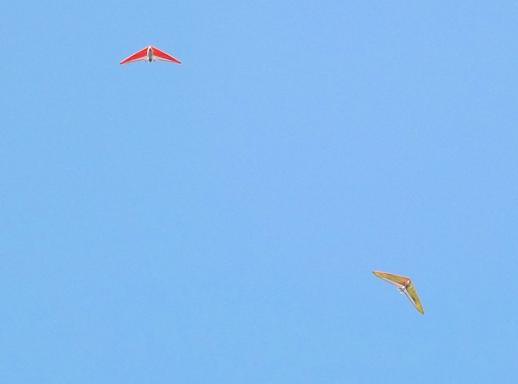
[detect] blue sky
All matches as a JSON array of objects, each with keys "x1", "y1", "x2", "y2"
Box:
[{"x1": 2, "y1": 1, "x2": 518, "y2": 382}]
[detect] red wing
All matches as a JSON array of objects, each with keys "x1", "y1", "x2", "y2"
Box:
[
  {"x1": 120, "y1": 47, "x2": 148, "y2": 64},
  {"x1": 152, "y1": 46, "x2": 181, "y2": 63}
]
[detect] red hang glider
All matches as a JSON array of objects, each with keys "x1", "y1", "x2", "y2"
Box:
[{"x1": 120, "y1": 45, "x2": 181, "y2": 64}]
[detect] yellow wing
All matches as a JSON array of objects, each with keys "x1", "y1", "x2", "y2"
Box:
[
  {"x1": 404, "y1": 283, "x2": 424, "y2": 314},
  {"x1": 373, "y1": 270, "x2": 425, "y2": 314},
  {"x1": 372, "y1": 270, "x2": 410, "y2": 288}
]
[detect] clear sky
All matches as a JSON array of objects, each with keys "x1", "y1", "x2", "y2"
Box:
[{"x1": 2, "y1": 1, "x2": 518, "y2": 382}]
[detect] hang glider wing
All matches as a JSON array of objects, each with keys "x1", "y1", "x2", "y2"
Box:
[
  {"x1": 373, "y1": 270, "x2": 424, "y2": 314},
  {"x1": 372, "y1": 271, "x2": 410, "y2": 289},
  {"x1": 120, "y1": 47, "x2": 148, "y2": 64},
  {"x1": 152, "y1": 46, "x2": 181, "y2": 63},
  {"x1": 404, "y1": 283, "x2": 424, "y2": 314}
]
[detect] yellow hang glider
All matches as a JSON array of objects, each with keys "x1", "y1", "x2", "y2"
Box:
[{"x1": 373, "y1": 271, "x2": 424, "y2": 314}]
